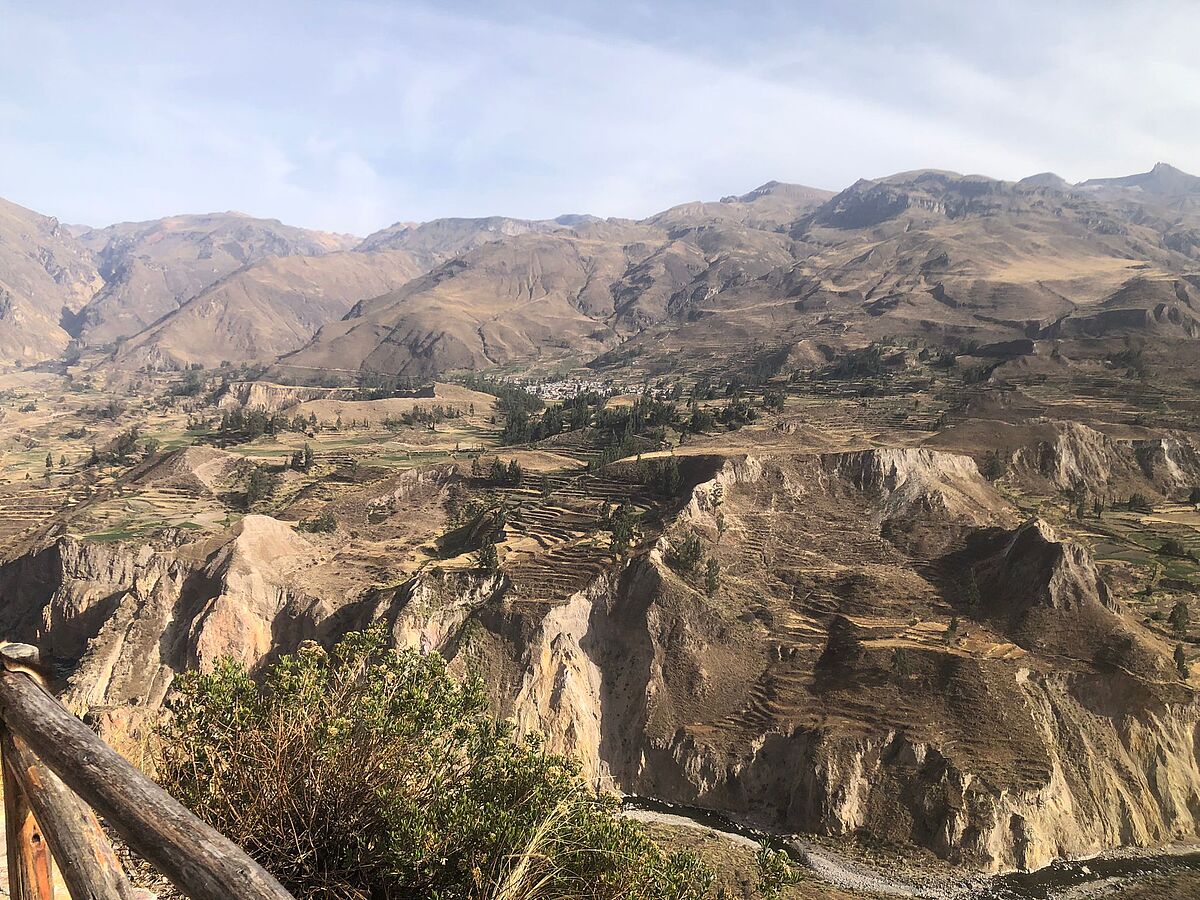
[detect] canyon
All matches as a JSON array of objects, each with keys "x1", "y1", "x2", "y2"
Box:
[{"x1": 2, "y1": 163, "x2": 1200, "y2": 893}]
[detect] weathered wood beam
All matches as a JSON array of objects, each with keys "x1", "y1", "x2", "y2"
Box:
[
  {"x1": 2, "y1": 730, "x2": 138, "y2": 899},
  {"x1": 0, "y1": 669, "x2": 295, "y2": 900},
  {"x1": 2, "y1": 734, "x2": 54, "y2": 900}
]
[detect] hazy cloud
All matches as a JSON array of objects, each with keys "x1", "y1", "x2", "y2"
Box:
[{"x1": 1, "y1": 0, "x2": 1198, "y2": 233}]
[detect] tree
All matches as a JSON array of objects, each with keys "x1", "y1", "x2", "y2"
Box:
[
  {"x1": 156, "y1": 628, "x2": 712, "y2": 899},
  {"x1": 1169, "y1": 600, "x2": 1191, "y2": 638},
  {"x1": 644, "y1": 458, "x2": 682, "y2": 496},
  {"x1": 470, "y1": 457, "x2": 483, "y2": 478},
  {"x1": 112, "y1": 426, "x2": 142, "y2": 462},
  {"x1": 45, "y1": 452, "x2": 53, "y2": 470},
  {"x1": 475, "y1": 541, "x2": 499, "y2": 572},
  {"x1": 1176, "y1": 643, "x2": 1189, "y2": 680},
  {"x1": 245, "y1": 466, "x2": 278, "y2": 507},
  {"x1": 1128, "y1": 492, "x2": 1154, "y2": 513},
  {"x1": 761, "y1": 389, "x2": 786, "y2": 412},
  {"x1": 980, "y1": 451, "x2": 1005, "y2": 482},
  {"x1": 488, "y1": 457, "x2": 507, "y2": 485},
  {"x1": 300, "y1": 510, "x2": 337, "y2": 533},
  {"x1": 668, "y1": 532, "x2": 704, "y2": 574},
  {"x1": 704, "y1": 557, "x2": 720, "y2": 595},
  {"x1": 172, "y1": 369, "x2": 204, "y2": 397},
  {"x1": 610, "y1": 503, "x2": 635, "y2": 554},
  {"x1": 506, "y1": 458, "x2": 524, "y2": 487}
]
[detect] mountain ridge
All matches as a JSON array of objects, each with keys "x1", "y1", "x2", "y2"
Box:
[{"x1": 3, "y1": 163, "x2": 1199, "y2": 374}]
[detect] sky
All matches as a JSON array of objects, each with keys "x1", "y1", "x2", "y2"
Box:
[{"x1": 2, "y1": 0, "x2": 1199, "y2": 235}]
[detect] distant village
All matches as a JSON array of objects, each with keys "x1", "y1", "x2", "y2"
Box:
[{"x1": 523, "y1": 378, "x2": 613, "y2": 401}]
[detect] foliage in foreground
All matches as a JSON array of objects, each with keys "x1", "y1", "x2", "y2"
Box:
[{"x1": 157, "y1": 627, "x2": 713, "y2": 899}]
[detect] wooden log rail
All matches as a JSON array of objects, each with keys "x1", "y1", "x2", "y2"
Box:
[{"x1": 0, "y1": 643, "x2": 295, "y2": 900}]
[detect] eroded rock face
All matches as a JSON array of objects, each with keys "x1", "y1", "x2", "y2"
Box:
[
  {"x1": 821, "y1": 447, "x2": 1004, "y2": 530},
  {"x1": 979, "y1": 518, "x2": 1114, "y2": 614},
  {"x1": 1002, "y1": 421, "x2": 1200, "y2": 499},
  {"x1": 0, "y1": 516, "x2": 327, "y2": 717},
  {"x1": 422, "y1": 453, "x2": 1200, "y2": 872},
  {"x1": 4, "y1": 449, "x2": 1198, "y2": 873},
  {"x1": 218, "y1": 381, "x2": 356, "y2": 412}
]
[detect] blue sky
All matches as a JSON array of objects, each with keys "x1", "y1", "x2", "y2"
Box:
[{"x1": 2, "y1": 1, "x2": 1198, "y2": 234}]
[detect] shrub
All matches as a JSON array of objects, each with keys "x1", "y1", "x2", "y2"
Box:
[
  {"x1": 667, "y1": 533, "x2": 704, "y2": 574},
  {"x1": 1161, "y1": 538, "x2": 1192, "y2": 559},
  {"x1": 755, "y1": 841, "x2": 799, "y2": 899},
  {"x1": 156, "y1": 628, "x2": 712, "y2": 899},
  {"x1": 1169, "y1": 600, "x2": 1190, "y2": 637},
  {"x1": 245, "y1": 465, "x2": 279, "y2": 507},
  {"x1": 301, "y1": 510, "x2": 337, "y2": 533},
  {"x1": 704, "y1": 558, "x2": 720, "y2": 596},
  {"x1": 1128, "y1": 492, "x2": 1155, "y2": 513}
]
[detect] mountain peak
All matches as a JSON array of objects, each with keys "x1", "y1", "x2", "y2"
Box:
[
  {"x1": 1017, "y1": 172, "x2": 1070, "y2": 190},
  {"x1": 1078, "y1": 162, "x2": 1200, "y2": 196}
]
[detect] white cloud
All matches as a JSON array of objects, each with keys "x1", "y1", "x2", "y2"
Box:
[{"x1": 0, "y1": 0, "x2": 1198, "y2": 233}]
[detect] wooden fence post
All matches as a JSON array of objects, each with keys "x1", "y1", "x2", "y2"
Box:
[
  {"x1": 0, "y1": 669, "x2": 295, "y2": 900},
  {"x1": 1, "y1": 730, "x2": 138, "y2": 899},
  {"x1": 2, "y1": 729, "x2": 54, "y2": 900}
]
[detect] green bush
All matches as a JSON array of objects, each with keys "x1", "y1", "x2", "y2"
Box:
[
  {"x1": 755, "y1": 841, "x2": 799, "y2": 899},
  {"x1": 245, "y1": 465, "x2": 279, "y2": 507},
  {"x1": 156, "y1": 628, "x2": 712, "y2": 899},
  {"x1": 300, "y1": 509, "x2": 337, "y2": 533},
  {"x1": 667, "y1": 533, "x2": 704, "y2": 574}
]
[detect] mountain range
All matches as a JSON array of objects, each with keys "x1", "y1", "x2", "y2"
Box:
[{"x1": 3, "y1": 162, "x2": 1199, "y2": 377}]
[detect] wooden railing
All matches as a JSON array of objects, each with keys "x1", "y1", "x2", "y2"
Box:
[{"x1": 0, "y1": 644, "x2": 295, "y2": 900}]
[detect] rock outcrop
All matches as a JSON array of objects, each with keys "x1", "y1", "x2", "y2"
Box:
[
  {"x1": 3, "y1": 448, "x2": 1197, "y2": 873},
  {"x1": 217, "y1": 381, "x2": 357, "y2": 412},
  {"x1": 0, "y1": 515, "x2": 328, "y2": 725}
]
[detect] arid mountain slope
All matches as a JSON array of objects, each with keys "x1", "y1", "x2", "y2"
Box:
[
  {"x1": 612, "y1": 167, "x2": 1200, "y2": 373},
  {"x1": 356, "y1": 215, "x2": 587, "y2": 266},
  {"x1": 646, "y1": 180, "x2": 834, "y2": 231},
  {"x1": 275, "y1": 222, "x2": 671, "y2": 378},
  {"x1": 108, "y1": 250, "x2": 425, "y2": 369},
  {"x1": 0, "y1": 197, "x2": 102, "y2": 361},
  {"x1": 6, "y1": 163, "x2": 1200, "y2": 378},
  {"x1": 100, "y1": 214, "x2": 630, "y2": 372},
  {"x1": 71, "y1": 212, "x2": 358, "y2": 346},
  {"x1": 281, "y1": 167, "x2": 1200, "y2": 381},
  {"x1": 278, "y1": 184, "x2": 828, "y2": 379}
]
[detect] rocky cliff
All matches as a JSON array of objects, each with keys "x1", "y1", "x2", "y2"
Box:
[
  {"x1": 2, "y1": 449, "x2": 1197, "y2": 873},
  {"x1": 377, "y1": 451, "x2": 1200, "y2": 871}
]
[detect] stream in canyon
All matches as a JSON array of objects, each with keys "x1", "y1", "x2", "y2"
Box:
[{"x1": 622, "y1": 797, "x2": 1200, "y2": 898}]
